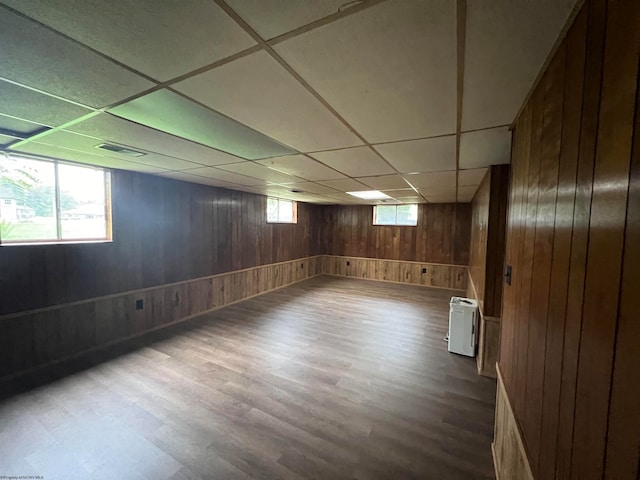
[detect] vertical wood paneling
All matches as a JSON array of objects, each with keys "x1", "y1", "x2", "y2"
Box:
[
  {"x1": 604, "y1": 58, "x2": 640, "y2": 479},
  {"x1": 496, "y1": 0, "x2": 640, "y2": 479},
  {"x1": 0, "y1": 256, "x2": 322, "y2": 379},
  {"x1": 321, "y1": 203, "x2": 471, "y2": 265},
  {"x1": 468, "y1": 164, "x2": 510, "y2": 319},
  {"x1": 524, "y1": 40, "x2": 566, "y2": 472},
  {"x1": 538, "y1": 8, "x2": 587, "y2": 478},
  {"x1": 571, "y1": 0, "x2": 639, "y2": 476},
  {"x1": 556, "y1": 2, "x2": 604, "y2": 476},
  {"x1": 513, "y1": 82, "x2": 543, "y2": 425},
  {"x1": 0, "y1": 172, "x2": 320, "y2": 316}
]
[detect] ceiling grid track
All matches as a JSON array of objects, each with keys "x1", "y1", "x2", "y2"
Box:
[
  {"x1": 0, "y1": 0, "x2": 580, "y2": 204},
  {"x1": 214, "y1": 0, "x2": 429, "y2": 203},
  {"x1": 456, "y1": 0, "x2": 467, "y2": 203}
]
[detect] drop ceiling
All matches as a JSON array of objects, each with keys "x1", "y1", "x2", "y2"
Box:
[{"x1": 0, "y1": 0, "x2": 579, "y2": 204}]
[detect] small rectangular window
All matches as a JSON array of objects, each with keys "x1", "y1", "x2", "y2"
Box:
[
  {"x1": 267, "y1": 197, "x2": 297, "y2": 223},
  {"x1": 373, "y1": 204, "x2": 418, "y2": 226},
  {"x1": 0, "y1": 155, "x2": 112, "y2": 245}
]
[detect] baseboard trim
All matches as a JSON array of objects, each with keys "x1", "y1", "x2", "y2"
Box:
[
  {"x1": 0, "y1": 255, "x2": 325, "y2": 321},
  {"x1": 1, "y1": 272, "x2": 324, "y2": 382},
  {"x1": 493, "y1": 364, "x2": 535, "y2": 480},
  {"x1": 1, "y1": 256, "x2": 323, "y2": 380},
  {"x1": 322, "y1": 273, "x2": 465, "y2": 292}
]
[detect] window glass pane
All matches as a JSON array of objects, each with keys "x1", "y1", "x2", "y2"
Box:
[
  {"x1": 58, "y1": 164, "x2": 107, "y2": 239},
  {"x1": 396, "y1": 204, "x2": 418, "y2": 226},
  {"x1": 0, "y1": 157, "x2": 57, "y2": 241},
  {"x1": 375, "y1": 205, "x2": 397, "y2": 225},
  {"x1": 278, "y1": 199, "x2": 293, "y2": 222},
  {"x1": 267, "y1": 197, "x2": 278, "y2": 222}
]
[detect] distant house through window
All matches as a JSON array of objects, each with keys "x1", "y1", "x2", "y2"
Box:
[
  {"x1": 266, "y1": 197, "x2": 297, "y2": 223},
  {"x1": 0, "y1": 155, "x2": 112, "y2": 244},
  {"x1": 373, "y1": 204, "x2": 418, "y2": 226}
]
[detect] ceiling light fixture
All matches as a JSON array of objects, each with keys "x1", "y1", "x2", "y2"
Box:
[{"x1": 346, "y1": 190, "x2": 391, "y2": 200}]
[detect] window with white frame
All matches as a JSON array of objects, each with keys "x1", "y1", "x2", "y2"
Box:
[
  {"x1": 266, "y1": 197, "x2": 297, "y2": 223},
  {"x1": 373, "y1": 204, "x2": 418, "y2": 226},
  {"x1": 0, "y1": 155, "x2": 112, "y2": 244}
]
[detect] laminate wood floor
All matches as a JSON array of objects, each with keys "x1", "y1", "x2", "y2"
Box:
[{"x1": 0, "y1": 276, "x2": 496, "y2": 480}]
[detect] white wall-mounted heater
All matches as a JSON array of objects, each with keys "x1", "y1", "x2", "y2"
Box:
[{"x1": 447, "y1": 297, "x2": 478, "y2": 357}]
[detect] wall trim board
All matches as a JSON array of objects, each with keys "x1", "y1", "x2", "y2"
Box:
[
  {"x1": 467, "y1": 268, "x2": 500, "y2": 378},
  {"x1": 324, "y1": 254, "x2": 468, "y2": 269},
  {"x1": 0, "y1": 255, "x2": 325, "y2": 322},
  {"x1": 321, "y1": 274, "x2": 466, "y2": 293},
  {"x1": 0, "y1": 256, "x2": 323, "y2": 380},
  {"x1": 493, "y1": 364, "x2": 535, "y2": 480},
  {"x1": 323, "y1": 255, "x2": 468, "y2": 291}
]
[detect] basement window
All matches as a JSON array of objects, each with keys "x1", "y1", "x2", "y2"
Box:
[
  {"x1": 373, "y1": 204, "x2": 418, "y2": 226},
  {"x1": 0, "y1": 155, "x2": 112, "y2": 245},
  {"x1": 267, "y1": 197, "x2": 297, "y2": 224}
]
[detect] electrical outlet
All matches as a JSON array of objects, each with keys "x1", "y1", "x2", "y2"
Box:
[
  {"x1": 422, "y1": 267, "x2": 427, "y2": 274},
  {"x1": 135, "y1": 299, "x2": 144, "y2": 310}
]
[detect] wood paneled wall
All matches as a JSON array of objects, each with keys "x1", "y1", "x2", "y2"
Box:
[
  {"x1": 493, "y1": 367, "x2": 534, "y2": 480},
  {"x1": 468, "y1": 164, "x2": 510, "y2": 378},
  {"x1": 0, "y1": 170, "x2": 323, "y2": 316},
  {"x1": 323, "y1": 255, "x2": 468, "y2": 291},
  {"x1": 0, "y1": 256, "x2": 323, "y2": 379},
  {"x1": 468, "y1": 165, "x2": 510, "y2": 318},
  {"x1": 497, "y1": 0, "x2": 640, "y2": 478},
  {"x1": 318, "y1": 203, "x2": 471, "y2": 266}
]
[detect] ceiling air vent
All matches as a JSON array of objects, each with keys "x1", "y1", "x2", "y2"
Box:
[{"x1": 95, "y1": 143, "x2": 146, "y2": 157}]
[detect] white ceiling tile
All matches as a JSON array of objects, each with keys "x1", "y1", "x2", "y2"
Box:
[
  {"x1": 226, "y1": 0, "x2": 346, "y2": 39},
  {"x1": 417, "y1": 185, "x2": 459, "y2": 197},
  {"x1": 257, "y1": 154, "x2": 345, "y2": 181},
  {"x1": 25, "y1": 130, "x2": 205, "y2": 171},
  {"x1": 315, "y1": 178, "x2": 371, "y2": 192},
  {"x1": 216, "y1": 162, "x2": 303, "y2": 184},
  {"x1": 458, "y1": 186, "x2": 479, "y2": 202},
  {"x1": 280, "y1": 182, "x2": 339, "y2": 195},
  {"x1": 2, "y1": 0, "x2": 256, "y2": 82},
  {"x1": 275, "y1": 0, "x2": 457, "y2": 143},
  {"x1": 155, "y1": 171, "x2": 241, "y2": 188},
  {"x1": 460, "y1": 127, "x2": 512, "y2": 168},
  {"x1": 395, "y1": 197, "x2": 427, "y2": 204},
  {"x1": 0, "y1": 114, "x2": 46, "y2": 135},
  {"x1": 373, "y1": 135, "x2": 456, "y2": 173},
  {"x1": 425, "y1": 193, "x2": 458, "y2": 204},
  {"x1": 8, "y1": 142, "x2": 169, "y2": 174},
  {"x1": 0, "y1": 133, "x2": 20, "y2": 147},
  {"x1": 356, "y1": 174, "x2": 411, "y2": 190},
  {"x1": 0, "y1": 8, "x2": 153, "y2": 108},
  {"x1": 174, "y1": 51, "x2": 361, "y2": 152},
  {"x1": 310, "y1": 146, "x2": 394, "y2": 177},
  {"x1": 234, "y1": 185, "x2": 292, "y2": 195},
  {"x1": 67, "y1": 114, "x2": 245, "y2": 167},
  {"x1": 0, "y1": 79, "x2": 93, "y2": 128},
  {"x1": 405, "y1": 171, "x2": 457, "y2": 188},
  {"x1": 379, "y1": 189, "x2": 416, "y2": 197},
  {"x1": 462, "y1": 0, "x2": 578, "y2": 130},
  {"x1": 458, "y1": 168, "x2": 488, "y2": 186},
  {"x1": 108, "y1": 89, "x2": 295, "y2": 160},
  {"x1": 178, "y1": 167, "x2": 267, "y2": 186},
  {"x1": 322, "y1": 193, "x2": 370, "y2": 204}
]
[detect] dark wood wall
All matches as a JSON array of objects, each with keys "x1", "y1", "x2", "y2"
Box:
[
  {"x1": 318, "y1": 203, "x2": 471, "y2": 265},
  {"x1": 499, "y1": 0, "x2": 640, "y2": 478},
  {"x1": 0, "y1": 170, "x2": 322, "y2": 316},
  {"x1": 468, "y1": 165, "x2": 509, "y2": 317}
]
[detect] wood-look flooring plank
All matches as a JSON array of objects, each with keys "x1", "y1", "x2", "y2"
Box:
[{"x1": 0, "y1": 276, "x2": 495, "y2": 479}]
